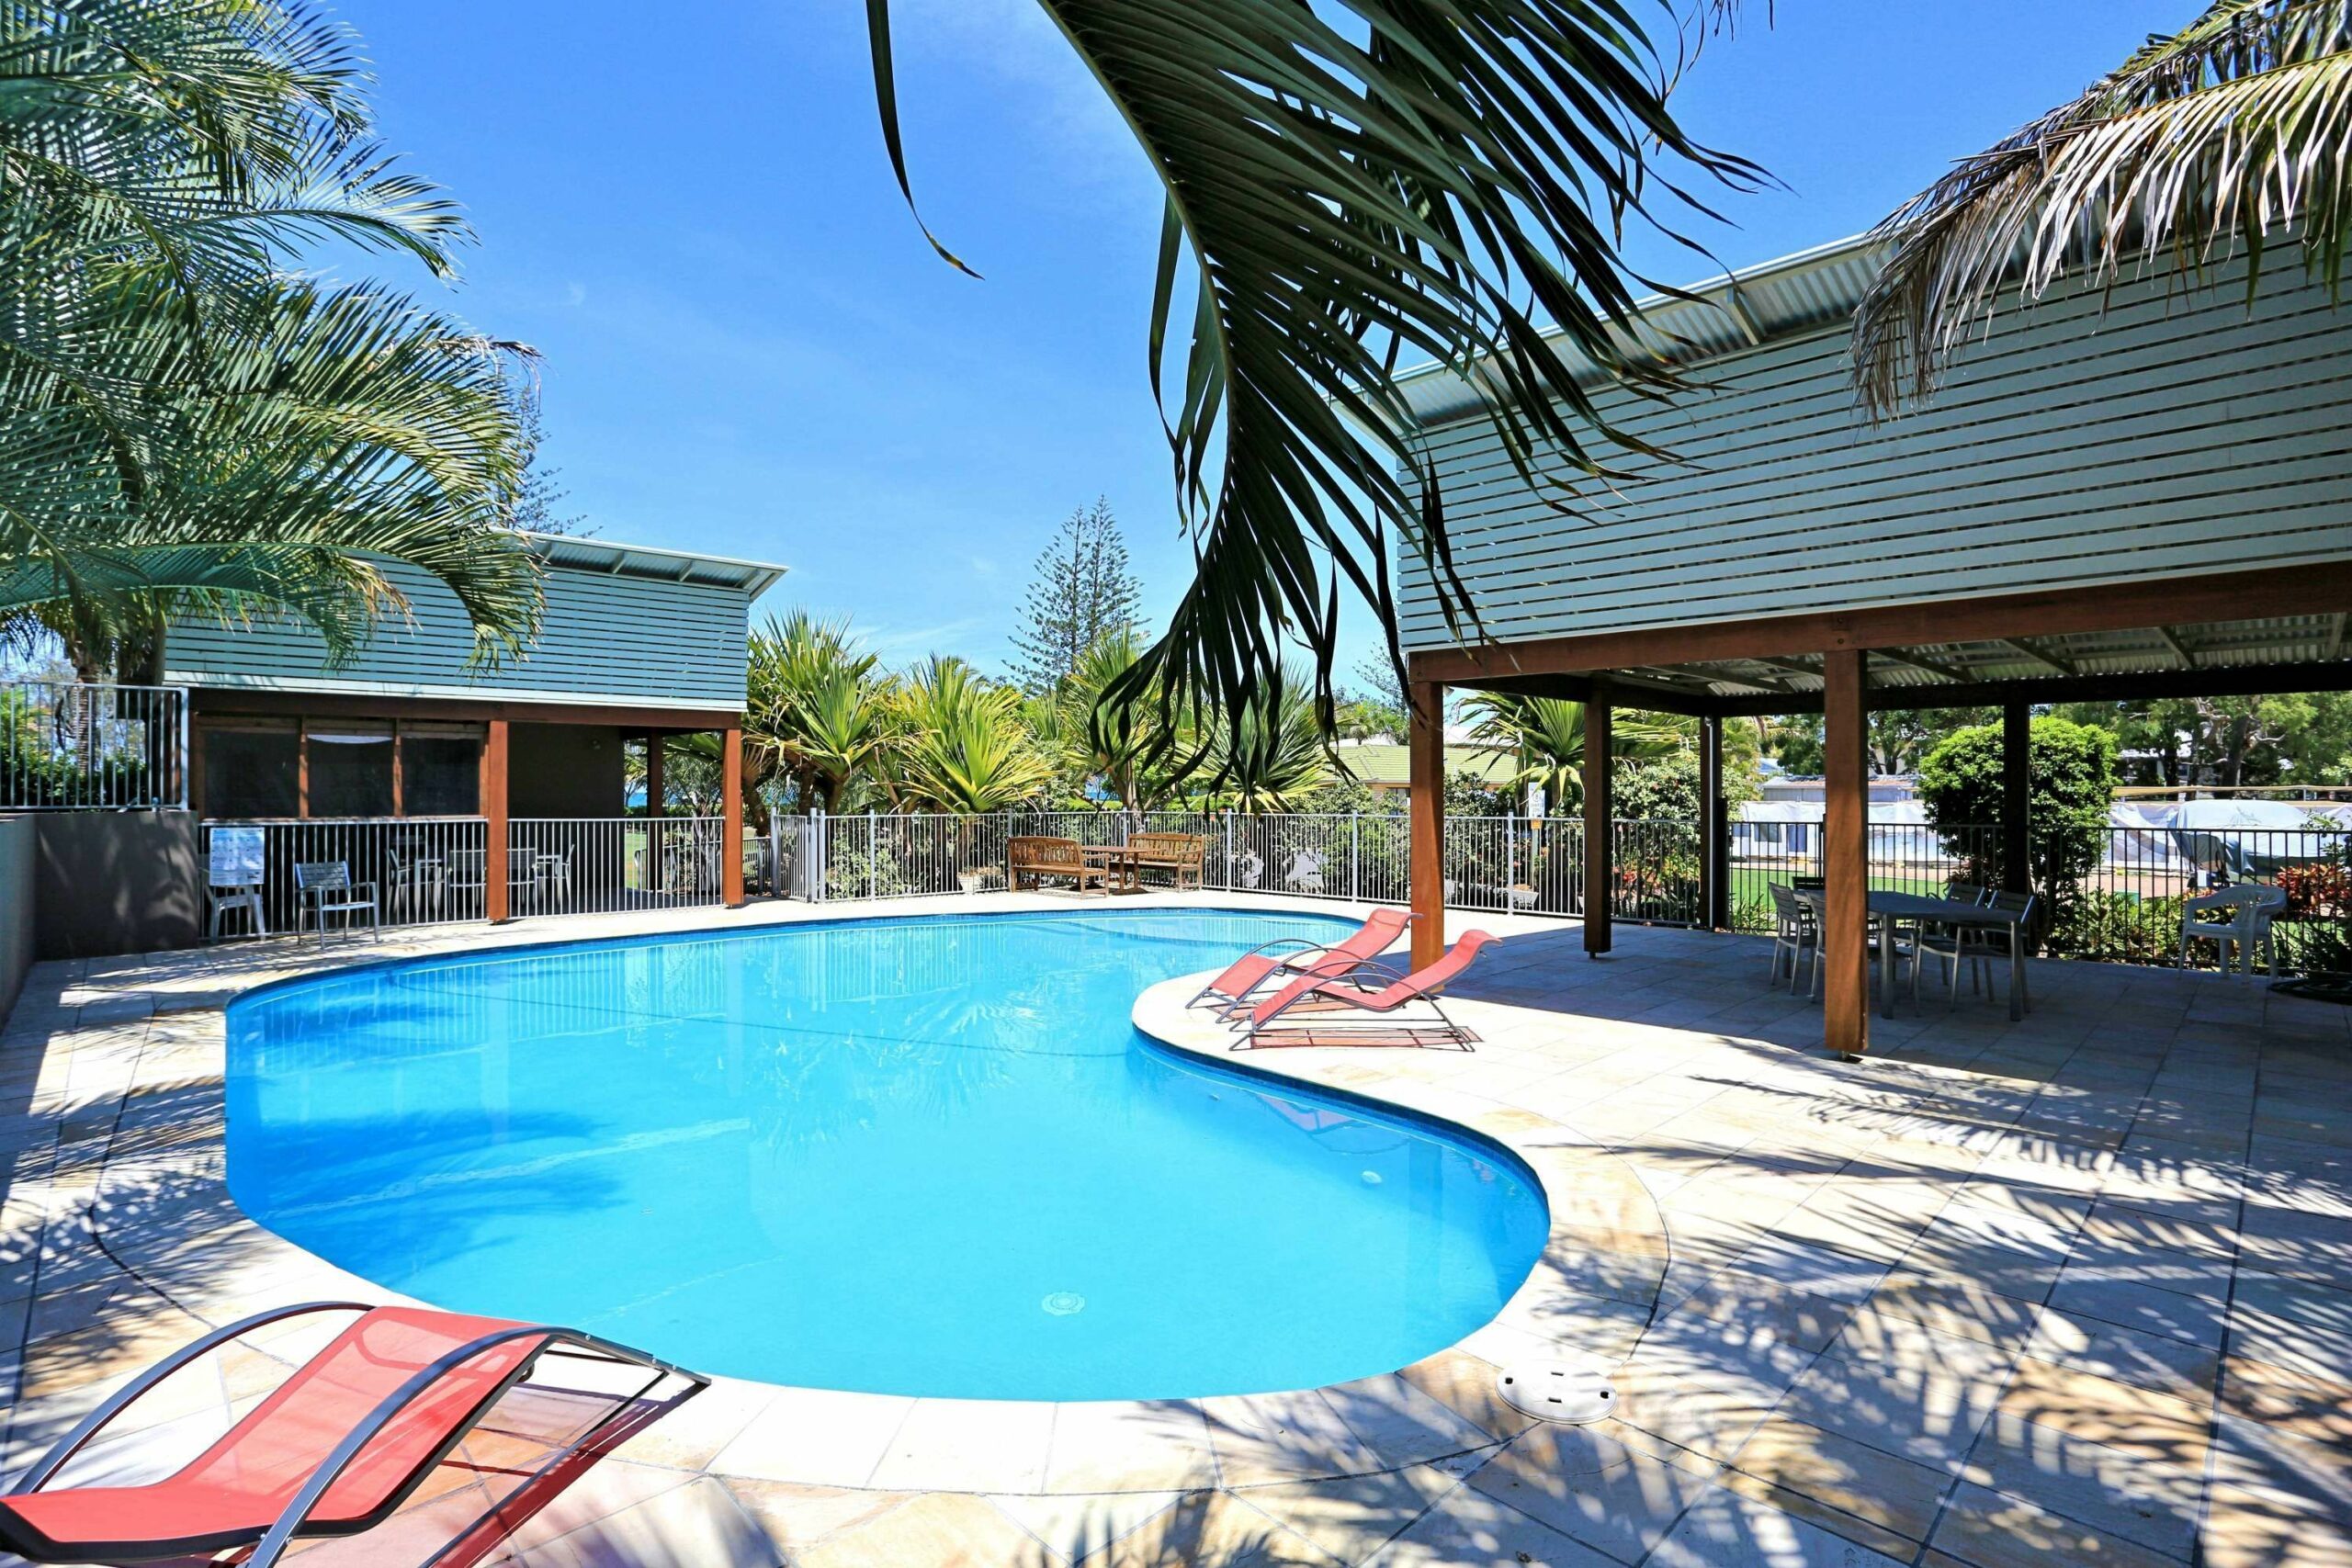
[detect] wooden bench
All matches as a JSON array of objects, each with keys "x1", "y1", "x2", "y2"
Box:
[
  {"x1": 1008, "y1": 836, "x2": 1110, "y2": 895},
  {"x1": 1131, "y1": 832, "x2": 1207, "y2": 890}
]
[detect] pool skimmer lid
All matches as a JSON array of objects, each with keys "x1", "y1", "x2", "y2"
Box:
[{"x1": 1496, "y1": 1359, "x2": 1616, "y2": 1425}]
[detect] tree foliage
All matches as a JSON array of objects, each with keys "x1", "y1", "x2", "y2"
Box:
[
  {"x1": 1856, "y1": 0, "x2": 2352, "y2": 414},
  {"x1": 1917, "y1": 716, "x2": 2118, "y2": 915},
  {"x1": 866, "y1": 0, "x2": 1762, "y2": 742},
  {"x1": 1462, "y1": 694, "x2": 1690, "y2": 809},
  {"x1": 1008, "y1": 497, "x2": 1141, "y2": 695},
  {"x1": 0, "y1": 0, "x2": 541, "y2": 677},
  {"x1": 894, "y1": 657, "x2": 1057, "y2": 814}
]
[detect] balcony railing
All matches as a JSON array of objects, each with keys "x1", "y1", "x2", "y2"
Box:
[{"x1": 3, "y1": 682, "x2": 187, "y2": 810}]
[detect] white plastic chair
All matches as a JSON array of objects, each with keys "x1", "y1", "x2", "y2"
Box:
[
  {"x1": 1767, "y1": 882, "x2": 1817, "y2": 997},
  {"x1": 2183, "y1": 885, "x2": 2287, "y2": 979}
]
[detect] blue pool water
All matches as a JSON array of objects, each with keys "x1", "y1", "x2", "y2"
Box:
[{"x1": 226, "y1": 908, "x2": 1547, "y2": 1401}]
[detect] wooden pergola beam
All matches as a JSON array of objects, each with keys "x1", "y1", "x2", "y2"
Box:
[
  {"x1": 1408, "y1": 682, "x2": 1446, "y2": 971},
  {"x1": 1821, "y1": 649, "x2": 1869, "y2": 1058},
  {"x1": 1584, "y1": 687, "x2": 1612, "y2": 959}
]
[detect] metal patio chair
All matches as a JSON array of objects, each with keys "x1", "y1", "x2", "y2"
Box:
[{"x1": 293, "y1": 862, "x2": 380, "y2": 950}]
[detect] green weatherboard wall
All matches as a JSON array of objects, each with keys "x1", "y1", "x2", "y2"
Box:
[{"x1": 164, "y1": 556, "x2": 757, "y2": 708}]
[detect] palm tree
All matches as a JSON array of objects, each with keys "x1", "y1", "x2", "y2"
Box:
[
  {"x1": 1854, "y1": 0, "x2": 2352, "y2": 414},
  {"x1": 742, "y1": 612, "x2": 898, "y2": 816},
  {"x1": 894, "y1": 658, "x2": 1056, "y2": 815},
  {"x1": 0, "y1": 0, "x2": 540, "y2": 677},
  {"x1": 1206, "y1": 672, "x2": 1331, "y2": 813},
  {"x1": 1462, "y1": 693, "x2": 1690, "y2": 809},
  {"x1": 1062, "y1": 626, "x2": 1195, "y2": 815},
  {"x1": 864, "y1": 1, "x2": 1762, "y2": 736}
]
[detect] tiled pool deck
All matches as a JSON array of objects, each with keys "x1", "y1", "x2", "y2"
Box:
[{"x1": 3, "y1": 892, "x2": 2349, "y2": 1565}]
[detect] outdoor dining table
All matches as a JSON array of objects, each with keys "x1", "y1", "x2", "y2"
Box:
[
  {"x1": 1080, "y1": 843, "x2": 1145, "y2": 895},
  {"x1": 1797, "y1": 888, "x2": 2031, "y2": 1021}
]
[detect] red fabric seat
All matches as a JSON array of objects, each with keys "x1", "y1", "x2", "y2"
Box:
[
  {"x1": 0, "y1": 1307, "x2": 544, "y2": 1563},
  {"x1": 1250, "y1": 930, "x2": 1497, "y2": 1026},
  {"x1": 1195, "y1": 908, "x2": 1413, "y2": 1009}
]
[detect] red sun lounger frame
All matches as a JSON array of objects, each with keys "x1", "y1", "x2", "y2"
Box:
[
  {"x1": 1187, "y1": 908, "x2": 1416, "y2": 1017},
  {"x1": 0, "y1": 1302, "x2": 707, "y2": 1568},
  {"x1": 1238, "y1": 931, "x2": 1498, "y2": 1050}
]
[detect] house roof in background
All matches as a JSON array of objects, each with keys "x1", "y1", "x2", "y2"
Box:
[
  {"x1": 525, "y1": 531, "x2": 788, "y2": 598},
  {"x1": 1339, "y1": 743, "x2": 1517, "y2": 788}
]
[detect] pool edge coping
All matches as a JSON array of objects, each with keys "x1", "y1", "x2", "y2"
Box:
[{"x1": 82, "y1": 897, "x2": 1676, "y2": 1499}]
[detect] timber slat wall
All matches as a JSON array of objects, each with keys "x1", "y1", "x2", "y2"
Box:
[
  {"x1": 1399, "y1": 259, "x2": 2352, "y2": 650},
  {"x1": 166, "y1": 558, "x2": 754, "y2": 706}
]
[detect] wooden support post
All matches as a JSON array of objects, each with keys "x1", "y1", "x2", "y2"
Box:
[
  {"x1": 722, "y1": 725, "x2": 745, "y2": 908},
  {"x1": 2002, "y1": 702, "x2": 2031, "y2": 896},
  {"x1": 390, "y1": 718, "x2": 404, "y2": 819},
  {"x1": 1822, "y1": 649, "x2": 1869, "y2": 1057},
  {"x1": 645, "y1": 731, "x2": 665, "y2": 894},
  {"x1": 483, "y1": 719, "x2": 511, "y2": 924},
  {"x1": 296, "y1": 717, "x2": 310, "y2": 818},
  {"x1": 1583, "y1": 686, "x2": 1613, "y2": 957},
  {"x1": 1408, "y1": 682, "x2": 1446, "y2": 971},
  {"x1": 1701, "y1": 713, "x2": 1729, "y2": 931}
]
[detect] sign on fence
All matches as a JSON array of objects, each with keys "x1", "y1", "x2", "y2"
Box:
[{"x1": 208, "y1": 826, "x2": 265, "y2": 889}]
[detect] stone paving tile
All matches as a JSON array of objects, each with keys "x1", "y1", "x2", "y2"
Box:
[
  {"x1": 1726, "y1": 1412, "x2": 1953, "y2": 1548},
  {"x1": 1926, "y1": 1480, "x2": 2192, "y2": 1567},
  {"x1": 1463, "y1": 1421, "x2": 1715, "y2": 1562},
  {"x1": 8, "y1": 908, "x2": 2352, "y2": 1565},
  {"x1": 1647, "y1": 1482, "x2": 1913, "y2": 1567}
]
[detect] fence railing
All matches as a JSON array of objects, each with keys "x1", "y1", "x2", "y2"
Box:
[
  {"x1": 509, "y1": 817, "x2": 729, "y2": 917},
  {"x1": 3, "y1": 681, "x2": 187, "y2": 810},
  {"x1": 204, "y1": 818, "x2": 489, "y2": 936},
  {"x1": 200, "y1": 807, "x2": 2352, "y2": 976},
  {"x1": 786, "y1": 807, "x2": 2352, "y2": 976}
]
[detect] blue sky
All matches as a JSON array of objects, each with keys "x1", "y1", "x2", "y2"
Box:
[{"x1": 349, "y1": 1, "x2": 2177, "y2": 683}]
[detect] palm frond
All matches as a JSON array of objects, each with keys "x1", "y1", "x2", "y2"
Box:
[
  {"x1": 0, "y1": 0, "x2": 536, "y2": 671},
  {"x1": 1855, "y1": 0, "x2": 2352, "y2": 415},
  {"x1": 867, "y1": 0, "x2": 1761, "y2": 739}
]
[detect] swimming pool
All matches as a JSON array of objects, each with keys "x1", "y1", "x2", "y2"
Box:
[{"x1": 226, "y1": 908, "x2": 1547, "y2": 1402}]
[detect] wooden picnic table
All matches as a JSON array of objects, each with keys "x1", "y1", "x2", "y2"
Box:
[
  {"x1": 1798, "y1": 888, "x2": 2031, "y2": 1021},
  {"x1": 1080, "y1": 843, "x2": 1145, "y2": 895}
]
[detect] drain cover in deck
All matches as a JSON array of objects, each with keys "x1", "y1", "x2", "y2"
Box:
[{"x1": 1496, "y1": 1359, "x2": 1617, "y2": 1425}]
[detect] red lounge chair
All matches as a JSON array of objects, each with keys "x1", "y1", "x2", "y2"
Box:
[
  {"x1": 1187, "y1": 908, "x2": 1416, "y2": 1016},
  {"x1": 0, "y1": 1301, "x2": 707, "y2": 1568},
  {"x1": 1238, "y1": 931, "x2": 1498, "y2": 1050}
]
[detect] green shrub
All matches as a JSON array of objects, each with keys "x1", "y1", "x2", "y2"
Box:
[
  {"x1": 1917, "y1": 716, "x2": 2116, "y2": 928},
  {"x1": 825, "y1": 836, "x2": 912, "y2": 900}
]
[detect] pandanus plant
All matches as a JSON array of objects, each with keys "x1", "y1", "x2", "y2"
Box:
[{"x1": 894, "y1": 658, "x2": 1057, "y2": 874}]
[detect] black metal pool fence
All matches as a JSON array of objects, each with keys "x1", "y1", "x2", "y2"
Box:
[{"x1": 781, "y1": 809, "x2": 2352, "y2": 977}]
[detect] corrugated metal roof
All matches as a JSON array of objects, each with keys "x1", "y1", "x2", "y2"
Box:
[
  {"x1": 524, "y1": 531, "x2": 788, "y2": 597},
  {"x1": 1393, "y1": 233, "x2": 1888, "y2": 429},
  {"x1": 1613, "y1": 615, "x2": 2352, "y2": 702}
]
